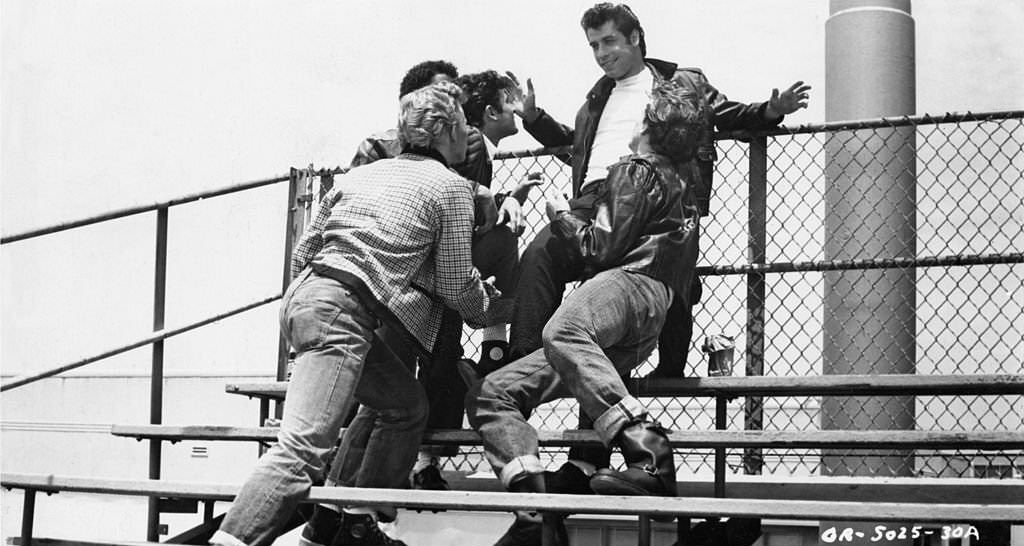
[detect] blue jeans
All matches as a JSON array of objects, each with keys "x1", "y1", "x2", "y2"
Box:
[
  {"x1": 214, "y1": 269, "x2": 428, "y2": 546},
  {"x1": 466, "y1": 268, "x2": 672, "y2": 487}
]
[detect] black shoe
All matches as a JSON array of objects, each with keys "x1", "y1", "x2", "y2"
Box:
[
  {"x1": 493, "y1": 513, "x2": 568, "y2": 546},
  {"x1": 299, "y1": 506, "x2": 342, "y2": 546},
  {"x1": 411, "y1": 465, "x2": 449, "y2": 491},
  {"x1": 333, "y1": 512, "x2": 408, "y2": 546},
  {"x1": 589, "y1": 421, "x2": 676, "y2": 498},
  {"x1": 544, "y1": 462, "x2": 592, "y2": 495}
]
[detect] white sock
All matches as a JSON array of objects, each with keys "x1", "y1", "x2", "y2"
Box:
[{"x1": 342, "y1": 506, "x2": 377, "y2": 521}]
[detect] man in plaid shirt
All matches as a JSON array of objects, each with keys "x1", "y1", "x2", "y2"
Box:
[{"x1": 213, "y1": 81, "x2": 497, "y2": 546}]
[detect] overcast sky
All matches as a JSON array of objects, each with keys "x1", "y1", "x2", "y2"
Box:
[{"x1": 2, "y1": 1, "x2": 1022, "y2": 376}]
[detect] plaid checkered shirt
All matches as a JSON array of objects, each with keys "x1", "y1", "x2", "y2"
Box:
[{"x1": 291, "y1": 153, "x2": 494, "y2": 353}]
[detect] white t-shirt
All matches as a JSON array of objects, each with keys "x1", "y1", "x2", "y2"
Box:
[{"x1": 582, "y1": 67, "x2": 654, "y2": 188}]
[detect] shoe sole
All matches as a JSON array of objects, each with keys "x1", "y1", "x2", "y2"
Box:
[{"x1": 589, "y1": 475, "x2": 676, "y2": 523}]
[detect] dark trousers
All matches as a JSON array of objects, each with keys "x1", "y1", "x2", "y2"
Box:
[
  {"x1": 507, "y1": 182, "x2": 699, "y2": 467},
  {"x1": 420, "y1": 225, "x2": 520, "y2": 453}
]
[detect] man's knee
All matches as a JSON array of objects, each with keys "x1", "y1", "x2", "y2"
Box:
[{"x1": 465, "y1": 371, "x2": 519, "y2": 429}]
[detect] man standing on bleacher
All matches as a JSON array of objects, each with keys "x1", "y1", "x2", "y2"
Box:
[{"x1": 211, "y1": 81, "x2": 497, "y2": 546}]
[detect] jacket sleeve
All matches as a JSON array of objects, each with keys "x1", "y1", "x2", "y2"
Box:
[
  {"x1": 453, "y1": 128, "x2": 492, "y2": 187},
  {"x1": 432, "y1": 178, "x2": 495, "y2": 328},
  {"x1": 550, "y1": 159, "x2": 656, "y2": 271},
  {"x1": 523, "y1": 108, "x2": 575, "y2": 148},
  {"x1": 700, "y1": 73, "x2": 783, "y2": 131}
]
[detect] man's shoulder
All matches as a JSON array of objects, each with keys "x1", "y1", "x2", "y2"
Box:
[{"x1": 351, "y1": 128, "x2": 402, "y2": 167}]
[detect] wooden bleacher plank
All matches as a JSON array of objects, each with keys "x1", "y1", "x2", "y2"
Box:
[
  {"x1": 3, "y1": 473, "x2": 1023, "y2": 523},
  {"x1": 224, "y1": 374, "x2": 1024, "y2": 401},
  {"x1": 446, "y1": 474, "x2": 1024, "y2": 505},
  {"x1": 6, "y1": 538, "x2": 159, "y2": 546},
  {"x1": 631, "y1": 373, "x2": 1024, "y2": 397},
  {"x1": 111, "y1": 424, "x2": 1024, "y2": 449}
]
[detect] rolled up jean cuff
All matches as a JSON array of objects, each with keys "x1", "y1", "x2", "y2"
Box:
[
  {"x1": 499, "y1": 454, "x2": 545, "y2": 489},
  {"x1": 594, "y1": 395, "x2": 649, "y2": 446},
  {"x1": 210, "y1": 530, "x2": 248, "y2": 546}
]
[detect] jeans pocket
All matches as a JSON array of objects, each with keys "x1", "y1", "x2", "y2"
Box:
[{"x1": 284, "y1": 276, "x2": 352, "y2": 353}]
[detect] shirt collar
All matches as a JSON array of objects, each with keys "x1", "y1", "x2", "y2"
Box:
[{"x1": 400, "y1": 145, "x2": 450, "y2": 168}]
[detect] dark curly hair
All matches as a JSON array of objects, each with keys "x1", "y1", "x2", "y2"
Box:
[
  {"x1": 643, "y1": 80, "x2": 708, "y2": 165},
  {"x1": 580, "y1": 3, "x2": 646, "y2": 56},
  {"x1": 399, "y1": 60, "x2": 459, "y2": 98},
  {"x1": 455, "y1": 70, "x2": 517, "y2": 128}
]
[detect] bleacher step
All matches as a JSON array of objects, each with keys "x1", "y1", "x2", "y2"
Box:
[
  {"x1": 110, "y1": 424, "x2": 1024, "y2": 449},
  {"x1": 7, "y1": 538, "x2": 159, "y2": 546},
  {"x1": 4, "y1": 473, "x2": 1024, "y2": 523},
  {"x1": 225, "y1": 373, "x2": 1024, "y2": 401}
]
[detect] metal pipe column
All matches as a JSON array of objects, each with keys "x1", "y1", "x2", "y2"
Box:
[{"x1": 823, "y1": 0, "x2": 918, "y2": 477}]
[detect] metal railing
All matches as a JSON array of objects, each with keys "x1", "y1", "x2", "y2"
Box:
[{"x1": 1, "y1": 173, "x2": 294, "y2": 540}]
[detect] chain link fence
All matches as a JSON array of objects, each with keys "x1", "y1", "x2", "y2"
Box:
[
  {"x1": 437, "y1": 111, "x2": 1023, "y2": 479},
  {"x1": 301, "y1": 111, "x2": 1022, "y2": 479}
]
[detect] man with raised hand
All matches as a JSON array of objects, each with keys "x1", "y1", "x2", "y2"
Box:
[{"x1": 508, "y1": 0, "x2": 809, "y2": 498}]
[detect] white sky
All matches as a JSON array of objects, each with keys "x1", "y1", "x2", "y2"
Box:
[{"x1": 1, "y1": 1, "x2": 1022, "y2": 376}]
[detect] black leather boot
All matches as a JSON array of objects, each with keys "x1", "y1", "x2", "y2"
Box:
[
  {"x1": 493, "y1": 473, "x2": 568, "y2": 546},
  {"x1": 589, "y1": 421, "x2": 676, "y2": 497}
]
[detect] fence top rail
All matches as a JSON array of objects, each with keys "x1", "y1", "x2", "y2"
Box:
[
  {"x1": 224, "y1": 374, "x2": 1024, "y2": 401},
  {"x1": 3, "y1": 473, "x2": 1022, "y2": 523},
  {"x1": 719, "y1": 108, "x2": 1024, "y2": 139}
]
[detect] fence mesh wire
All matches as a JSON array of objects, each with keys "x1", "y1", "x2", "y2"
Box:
[{"x1": 313, "y1": 112, "x2": 1023, "y2": 479}]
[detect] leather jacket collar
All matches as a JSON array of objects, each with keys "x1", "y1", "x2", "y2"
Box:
[{"x1": 585, "y1": 58, "x2": 679, "y2": 101}]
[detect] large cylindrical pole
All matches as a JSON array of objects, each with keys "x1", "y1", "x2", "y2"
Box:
[{"x1": 823, "y1": 0, "x2": 917, "y2": 478}]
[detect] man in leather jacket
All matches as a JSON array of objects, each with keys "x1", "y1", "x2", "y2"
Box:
[
  {"x1": 511, "y1": 3, "x2": 810, "y2": 378},
  {"x1": 500, "y1": 3, "x2": 809, "y2": 545},
  {"x1": 467, "y1": 78, "x2": 705, "y2": 546},
  {"x1": 506, "y1": 0, "x2": 809, "y2": 495}
]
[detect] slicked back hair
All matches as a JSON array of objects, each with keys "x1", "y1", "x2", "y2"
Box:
[
  {"x1": 580, "y1": 3, "x2": 646, "y2": 56},
  {"x1": 456, "y1": 70, "x2": 517, "y2": 128}
]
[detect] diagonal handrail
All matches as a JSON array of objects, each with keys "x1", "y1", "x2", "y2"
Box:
[
  {"x1": 0, "y1": 173, "x2": 290, "y2": 245},
  {"x1": 1, "y1": 293, "x2": 281, "y2": 392}
]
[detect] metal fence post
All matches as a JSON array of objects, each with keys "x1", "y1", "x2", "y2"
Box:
[
  {"x1": 147, "y1": 206, "x2": 169, "y2": 541},
  {"x1": 744, "y1": 136, "x2": 768, "y2": 475},
  {"x1": 271, "y1": 168, "x2": 306, "y2": 424}
]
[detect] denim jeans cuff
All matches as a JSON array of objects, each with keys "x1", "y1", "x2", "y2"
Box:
[
  {"x1": 594, "y1": 395, "x2": 649, "y2": 446},
  {"x1": 210, "y1": 530, "x2": 248, "y2": 546},
  {"x1": 499, "y1": 454, "x2": 545, "y2": 489}
]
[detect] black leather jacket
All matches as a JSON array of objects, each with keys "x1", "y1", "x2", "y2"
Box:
[
  {"x1": 550, "y1": 153, "x2": 700, "y2": 298},
  {"x1": 525, "y1": 58, "x2": 781, "y2": 216}
]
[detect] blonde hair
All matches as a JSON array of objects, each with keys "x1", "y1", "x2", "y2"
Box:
[{"x1": 397, "y1": 81, "x2": 465, "y2": 149}]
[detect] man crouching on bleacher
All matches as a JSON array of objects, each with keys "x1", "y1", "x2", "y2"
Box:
[
  {"x1": 467, "y1": 79, "x2": 705, "y2": 546},
  {"x1": 211, "y1": 81, "x2": 498, "y2": 546}
]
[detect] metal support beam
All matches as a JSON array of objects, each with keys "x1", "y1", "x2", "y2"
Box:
[
  {"x1": 745, "y1": 135, "x2": 768, "y2": 475},
  {"x1": 21, "y1": 489, "x2": 36, "y2": 546},
  {"x1": 147, "y1": 207, "x2": 168, "y2": 541}
]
